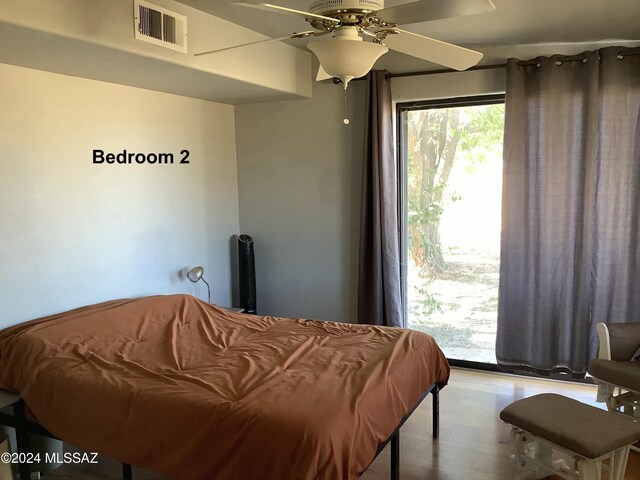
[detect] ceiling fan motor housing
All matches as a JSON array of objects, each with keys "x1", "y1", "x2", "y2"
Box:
[{"x1": 309, "y1": 0, "x2": 384, "y2": 15}]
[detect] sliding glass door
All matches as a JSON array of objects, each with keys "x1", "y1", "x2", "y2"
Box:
[{"x1": 398, "y1": 95, "x2": 505, "y2": 364}]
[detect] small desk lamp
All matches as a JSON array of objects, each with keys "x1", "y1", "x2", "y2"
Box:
[{"x1": 187, "y1": 266, "x2": 210, "y2": 303}]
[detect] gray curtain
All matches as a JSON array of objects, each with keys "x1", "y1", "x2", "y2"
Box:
[
  {"x1": 497, "y1": 47, "x2": 640, "y2": 376},
  {"x1": 358, "y1": 70, "x2": 403, "y2": 328}
]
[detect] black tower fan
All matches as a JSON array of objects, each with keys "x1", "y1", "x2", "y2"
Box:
[{"x1": 238, "y1": 235, "x2": 257, "y2": 314}]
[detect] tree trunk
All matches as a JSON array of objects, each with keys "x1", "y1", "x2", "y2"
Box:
[
  {"x1": 418, "y1": 111, "x2": 461, "y2": 273},
  {"x1": 407, "y1": 109, "x2": 463, "y2": 274}
]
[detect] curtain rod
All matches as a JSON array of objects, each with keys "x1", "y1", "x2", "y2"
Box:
[
  {"x1": 386, "y1": 63, "x2": 505, "y2": 79},
  {"x1": 385, "y1": 48, "x2": 640, "y2": 80}
]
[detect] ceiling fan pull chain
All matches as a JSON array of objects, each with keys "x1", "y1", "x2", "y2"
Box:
[{"x1": 343, "y1": 88, "x2": 350, "y2": 125}]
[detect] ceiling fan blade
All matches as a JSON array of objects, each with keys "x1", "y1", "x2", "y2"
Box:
[
  {"x1": 377, "y1": 0, "x2": 495, "y2": 26},
  {"x1": 384, "y1": 29, "x2": 483, "y2": 71},
  {"x1": 316, "y1": 65, "x2": 333, "y2": 81},
  {"x1": 232, "y1": 2, "x2": 339, "y2": 24},
  {"x1": 195, "y1": 31, "x2": 316, "y2": 57}
]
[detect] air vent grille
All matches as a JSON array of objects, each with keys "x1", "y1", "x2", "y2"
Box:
[
  {"x1": 163, "y1": 14, "x2": 176, "y2": 44},
  {"x1": 134, "y1": 0, "x2": 187, "y2": 53}
]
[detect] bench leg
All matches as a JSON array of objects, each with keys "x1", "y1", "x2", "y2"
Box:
[
  {"x1": 511, "y1": 429, "x2": 556, "y2": 480},
  {"x1": 577, "y1": 458, "x2": 601, "y2": 480},
  {"x1": 609, "y1": 446, "x2": 631, "y2": 480},
  {"x1": 511, "y1": 427, "x2": 564, "y2": 480},
  {"x1": 536, "y1": 440, "x2": 552, "y2": 477}
]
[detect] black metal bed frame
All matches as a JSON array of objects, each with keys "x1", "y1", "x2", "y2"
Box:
[
  {"x1": 0, "y1": 402, "x2": 133, "y2": 480},
  {"x1": 0, "y1": 383, "x2": 439, "y2": 480},
  {"x1": 372, "y1": 383, "x2": 439, "y2": 480}
]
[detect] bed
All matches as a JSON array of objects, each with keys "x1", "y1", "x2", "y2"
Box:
[{"x1": 0, "y1": 294, "x2": 450, "y2": 479}]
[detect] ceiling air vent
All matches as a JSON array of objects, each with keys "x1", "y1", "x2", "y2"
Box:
[{"x1": 134, "y1": 0, "x2": 187, "y2": 53}]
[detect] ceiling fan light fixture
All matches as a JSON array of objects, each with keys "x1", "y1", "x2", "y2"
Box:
[{"x1": 308, "y1": 27, "x2": 388, "y2": 88}]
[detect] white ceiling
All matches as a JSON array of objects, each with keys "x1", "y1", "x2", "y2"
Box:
[
  {"x1": 179, "y1": 0, "x2": 640, "y2": 72},
  {"x1": 3, "y1": 0, "x2": 638, "y2": 104},
  {"x1": 0, "y1": 0, "x2": 313, "y2": 105}
]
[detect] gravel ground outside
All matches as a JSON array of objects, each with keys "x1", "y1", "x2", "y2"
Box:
[{"x1": 407, "y1": 247, "x2": 500, "y2": 363}]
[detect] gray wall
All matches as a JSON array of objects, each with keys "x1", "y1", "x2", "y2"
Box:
[
  {"x1": 0, "y1": 64, "x2": 505, "y2": 328},
  {"x1": 0, "y1": 63, "x2": 240, "y2": 327},
  {"x1": 235, "y1": 80, "x2": 365, "y2": 322},
  {"x1": 234, "y1": 70, "x2": 507, "y2": 324}
]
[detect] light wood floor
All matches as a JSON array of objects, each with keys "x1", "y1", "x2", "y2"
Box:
[
  {"x1": 362, "y1": 368, "x2": 640, "y2": 480},
  {"x1": 44, "y1": 368, "x2": 640, "y2": 479}
]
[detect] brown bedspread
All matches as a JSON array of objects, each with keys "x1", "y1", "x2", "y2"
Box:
[{"x1": 0, "y1": 294, "x2": 450, "y2": 479}]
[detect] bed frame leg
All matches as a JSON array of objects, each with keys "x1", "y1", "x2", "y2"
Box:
[
  {"x1": 123, "y1": 463, "x2": 133, "y2": 480},
  {"x1": 390, "y1": 432, "x2": 399, "y2": 480},
  {"x1": 13, "y1": 400, "x2": 32, "y2": 480},
  {"x1": 432, "y1": 385, "x2": 439, "y2": 439}
]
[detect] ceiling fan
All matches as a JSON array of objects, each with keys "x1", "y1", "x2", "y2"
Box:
[{"x1": 195, "y1": 0, "x2": 495, "y2": 88}]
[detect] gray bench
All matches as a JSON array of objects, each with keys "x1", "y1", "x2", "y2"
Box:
[{"x1": 501, "y1": 393, "x2": 640, "y2": 480}]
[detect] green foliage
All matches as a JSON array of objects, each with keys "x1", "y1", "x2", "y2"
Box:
[
  {"x1": 407, "y1": 273, "x2": 443, "y2": 318},
  {"x1": 459, "y1": 104, "x2": 504, "y2": 149},
  {"x1": 458, "y1": 104, "x2": 505, "y2": 171},
  {"x1": 416, "y1": 273, "x2": 443, "y2": 316},
  {"x1": 406, "y1": 103, "x2": 505, "y2": 320}
]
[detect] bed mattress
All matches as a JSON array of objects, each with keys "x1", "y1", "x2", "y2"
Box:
[{"x1": 0, "y1": 294, "x2": 449, "y2": 479}]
